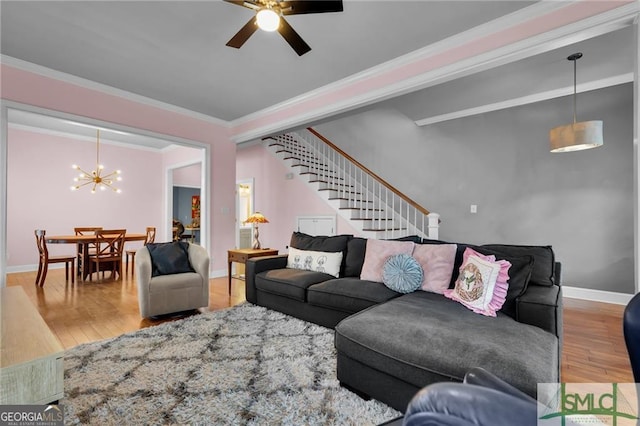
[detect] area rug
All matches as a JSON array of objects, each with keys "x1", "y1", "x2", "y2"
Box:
[{"x1": 62, "y1": 303, "x2": 402, "y2": 425}]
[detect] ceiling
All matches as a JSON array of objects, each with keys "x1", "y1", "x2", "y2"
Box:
[
  {"x1": 1, "y1": 1, "x2": 536, "y2": 122},
  {"x1": 0, "y1": 1, "x2": 636, "y2": 144}
]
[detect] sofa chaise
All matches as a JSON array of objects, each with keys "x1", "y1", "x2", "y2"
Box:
[{"x1": 245, "y1": 232, "x2": 561, "y2": 412}]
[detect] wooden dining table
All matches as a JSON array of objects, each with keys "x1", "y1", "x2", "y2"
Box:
[{"x1": 46, "y1": 233, "x2": 146, "y2": 281}]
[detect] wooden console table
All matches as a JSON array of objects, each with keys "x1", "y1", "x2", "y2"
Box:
[
  {"x1": 1, "y1": 287, "x2": 64, "y2": 404},
  {"x1": 228, "y1": 248, "x2": 279, "y2": 294}
]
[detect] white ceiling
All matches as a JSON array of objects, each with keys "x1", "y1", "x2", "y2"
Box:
[{"x1": 0, "y1": 1, "x2": 635, "y2": 144}]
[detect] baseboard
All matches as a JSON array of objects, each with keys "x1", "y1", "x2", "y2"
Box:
[
  {"x1": 562, "y1": 285, "x2": 635, "y2": 305},
  {"x1": 210, "y1": 269, "x2": 227, "y2": 279},
  {"x1": 9, "y1": 265, "x2": 229, "y2": 280},
  {"x1": 7, "y1": 263, "x2": 40, "y2": 273}
]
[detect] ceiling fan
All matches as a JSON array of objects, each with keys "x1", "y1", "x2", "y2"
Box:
[{"x1": 224, "y1": 0, "x2": 344, "y2": 56}]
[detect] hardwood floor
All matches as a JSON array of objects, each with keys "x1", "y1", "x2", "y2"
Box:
[{"x1": 6, "y1": 269, "x2": 634, "y2": 384}]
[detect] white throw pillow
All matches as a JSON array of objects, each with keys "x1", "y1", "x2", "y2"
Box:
[{"x1": 287, "y1": 247, "x2": 343, "y2": 278}]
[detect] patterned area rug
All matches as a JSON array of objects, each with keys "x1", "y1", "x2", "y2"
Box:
[{"x1": 62, "y1": 303, "x2": 401, "y2": 425}]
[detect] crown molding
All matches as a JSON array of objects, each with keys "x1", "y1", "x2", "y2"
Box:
[
  {"x1": 415, "y1": 73, "x2": 634, "y2": 126},
  {"x1": 8, "y1": 122, "x2": 167, "y2": 152},
  {"x1": 0, "y1": 55, "x2": 230, "y2": 128},
  {"x1": 231, "y1": 0, "x2": 570, "y2": 129},
  {"x1": 231, "y1": 1, "x2": 639, "y2": 143}
]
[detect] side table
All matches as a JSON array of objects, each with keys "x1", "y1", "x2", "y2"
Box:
[{"x1": 228, "y1": 248, "x2": 279, "y2": 294}]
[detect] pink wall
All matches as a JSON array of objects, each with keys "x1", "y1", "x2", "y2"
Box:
[
  {"x1": 172, "y1": 162, "x2": 201, "y2": 187},
  {"x1": 2, "y1": 64, "x2": 236, "y2": 273},
  {"x1": 236, "y1": 143, "x2": 358, "y2": 253},
  {"x1": 7, "y1": 128, "x2": 164, "y2": 268}
]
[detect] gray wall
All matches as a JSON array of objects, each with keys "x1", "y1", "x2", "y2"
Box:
[
  {"x1": 315, "y1": 83, "x2": 633, "y2": 293},
  {"x1": 173, "y1": 186, "x2": 200, "y2": 226}
]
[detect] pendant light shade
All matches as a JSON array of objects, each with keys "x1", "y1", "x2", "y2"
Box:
[
  {"x1": 549, "y1": 120, "x2": 603, "y2": 152},
  {"x1": 549, "y1": 52, "x2": 603, "y2": 153}
]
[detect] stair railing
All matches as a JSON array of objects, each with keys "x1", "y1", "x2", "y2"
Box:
[{"x1": 279, "y1": 128, "x2": 439, "y2": 240}]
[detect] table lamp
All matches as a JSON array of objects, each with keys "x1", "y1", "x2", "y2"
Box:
[{"x1": 244, "y1": 212, "x2": 269, "y2": 249}]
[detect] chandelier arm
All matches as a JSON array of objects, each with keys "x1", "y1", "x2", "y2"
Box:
[
  {"x1": 74, "y1": 166, "x2": 94, "y2": 177},
  {"x1": 101, "y1": 171, "x2": 119, "y2": 180},
  {"x1": 74, "y1": 180, "x2": 95, "y2": 189}
]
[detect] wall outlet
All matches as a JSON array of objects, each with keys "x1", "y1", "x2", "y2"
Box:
[
  {"x1": 285, "y1": 172, "x2": 294, "y2": 180},
  {"x1": 470, "y1": 204, "x2": 478, "y2": 214}
]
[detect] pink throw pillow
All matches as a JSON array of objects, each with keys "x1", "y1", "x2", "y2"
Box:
[
  {"x1": 360, "y1": 239, "x2": 415, "y2": 283},
  {"x1": 412, "y1": 243, "x2": 457, "y2": 294},
  {"x1": 443, "y1": 247, "x2": 511, "y2": 317}
]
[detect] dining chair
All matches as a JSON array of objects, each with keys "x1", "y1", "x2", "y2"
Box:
[
  {"x1": 34, "y1": 229, "x2": 75, "y2": 287},
  {"x1": 125, "y1": 226, "x2": 156, "y2": 275},
  {"x1": 87, "y1": 229, "x2": 126, "y2": 282},
  {"x1": 74, "y1": 226, "x2": 102, "y2": 279}
]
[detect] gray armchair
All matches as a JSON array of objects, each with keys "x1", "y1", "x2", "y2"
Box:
[{"x1": 136, "y1": 243, "x2": 209, "y2": 318}]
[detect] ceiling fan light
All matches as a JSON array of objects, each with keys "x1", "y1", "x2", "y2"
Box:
[{"x1": 256, "y1": 9, "x2": 280, "y2": 32}]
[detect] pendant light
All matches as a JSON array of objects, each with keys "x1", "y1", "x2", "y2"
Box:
[{"x1": 549, "y1": 52, "x2": 603, "y2": 153}]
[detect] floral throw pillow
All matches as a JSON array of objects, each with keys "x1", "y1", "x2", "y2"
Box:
[{"x1": 443, "y1": 247, "x2": 511, "y2": 317}]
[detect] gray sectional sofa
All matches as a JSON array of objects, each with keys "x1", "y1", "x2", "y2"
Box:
[{"x1": 245, "y1": 232, "x2": 562, "y2": 412}]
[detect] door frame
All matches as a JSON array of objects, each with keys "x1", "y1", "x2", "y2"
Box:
[
  {"x1": 0, "y1": 100, "x2": 210, "y2": 285},
  {"x1": 235, "y1": 178, "x2": 255, "y2": 249}
]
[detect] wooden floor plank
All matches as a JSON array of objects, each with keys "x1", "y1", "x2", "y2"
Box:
[{"x1": 6, "y1": 269, "x2": 634, "y2": 384}]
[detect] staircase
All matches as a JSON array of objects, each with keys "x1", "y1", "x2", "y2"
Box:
[{"x1": 265, "y1": 128, "x2": 440, "y2": 240}]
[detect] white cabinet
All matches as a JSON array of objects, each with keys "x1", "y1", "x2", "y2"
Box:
[{"x1": 296, "y1": 215, "x2": 336, "y2": 236}]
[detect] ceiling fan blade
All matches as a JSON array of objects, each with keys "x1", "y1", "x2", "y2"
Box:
[
  {"x1": 278, "y1": 17, "x2": 311, "y2": 56},
  {"x1": 280, "y1": 1, "x2": 343, "y2": 15},
  {"x1": 226, "y1": 16, "x2": 258, "y2": 49}
]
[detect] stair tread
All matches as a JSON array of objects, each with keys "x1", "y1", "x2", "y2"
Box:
[
  {"x1": 266, "y1": 132, "x2": 430, "y2": 238},
  {"x1": 318, "y1": 188, "x2": 361, "y2": 194},
  {"x1": 329, "y1": 197, "x2": 374, "y2": 203}
]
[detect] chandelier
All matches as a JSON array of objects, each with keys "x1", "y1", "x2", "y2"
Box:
[{"x1": 71, "y1": 129, "x2": 122, "y2": 193}]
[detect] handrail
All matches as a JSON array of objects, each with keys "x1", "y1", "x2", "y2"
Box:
[{"x1": 306, "y1": 127, "x2": 430, "y2": 216}]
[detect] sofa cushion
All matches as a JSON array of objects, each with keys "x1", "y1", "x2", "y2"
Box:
[
  {"x1": 255, "y1": 268, "x2": 334, "y2": 302},
  {"x1": 382, "y1": 254, "x2": 423, "y2": 294},
  {"x1": 387, "y1": 235, "x2": 423, "y2": 243},
  {"x1": 335, "y1": 291, "x2": 559, "y2": 398},
  {"x1": 421, "y1": 240, "x2": 555, "y2": 289},
  {"x1": 360, "y1": 239, "x2": 415, "y2": 283},
  {"x1": 307, "y1": 278, "x2": 401, "y2": 314},
  {"x1": 481, "y1": 244, "x2": 555, "y2": 287},
  {"x1": 290, "y1": 231, "x2": 351, "y2": 252},
  {"x1": 344, "y1": 237, "x2": 367, "y2": 277},
  {"x1": 146, "y1": 241, "x2": 194, "y2": 277}
]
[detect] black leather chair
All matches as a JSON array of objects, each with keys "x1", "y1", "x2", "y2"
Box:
[
  {"x1": 399, "y1": 368, "x2": 538, "y2": 426},
  {"x1": 624, "y1": 292, "x2": 640, "y2": 383}
]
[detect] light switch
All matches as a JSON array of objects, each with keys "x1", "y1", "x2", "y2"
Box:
[{"x1": 470, "y1": 204, "x2": 477, "y2": 214}]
